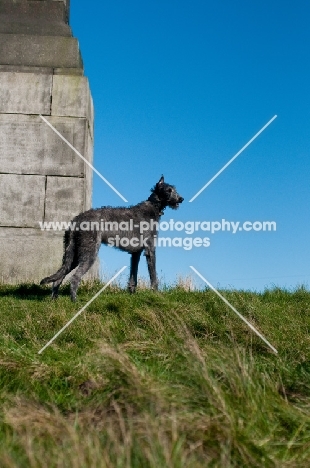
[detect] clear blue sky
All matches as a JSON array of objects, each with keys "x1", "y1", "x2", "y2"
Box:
[{"x1": 70, "y1": 0, "x2": 310, "y2": 291}]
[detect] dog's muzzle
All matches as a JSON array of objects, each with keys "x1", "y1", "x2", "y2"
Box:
[{"x1": 174, "y1": 196, "x2": 184, "y2": 208}]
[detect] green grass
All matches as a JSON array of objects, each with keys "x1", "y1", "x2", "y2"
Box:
[{"x1": 0, "y1": 282, "x2": 309, "y2": 467}]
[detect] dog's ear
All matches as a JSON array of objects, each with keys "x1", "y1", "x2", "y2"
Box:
[
  {"x1": 158, "y1": 175, "x2": 164, "y2": 186},
  {"x1": 153, "y1": 175, "x2": 164, "y2": 194}
]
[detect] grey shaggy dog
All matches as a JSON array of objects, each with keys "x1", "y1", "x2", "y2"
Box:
[{"x1": 40, "y1": 176, "x2": 184, "y2": 301}]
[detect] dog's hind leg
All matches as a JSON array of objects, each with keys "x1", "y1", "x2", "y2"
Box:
[
  {"x1": 69, "y1": 242, "x2": 100, "y2": 301},
  {"x1": 51, "y1": 278, "x2": 63, "y2": 299},
  {"x1": 128, "y1": 250, "x2": 142, "y2": 293},
  {"x1": 41, "y1": 229, "x2": 76, "y2": 299},
  {"x1": 70, "y1": 257, "x2": 96, "y2": 301},
  {"x1": 52, "y1": 267, "x2": 77, "y2": 298}
]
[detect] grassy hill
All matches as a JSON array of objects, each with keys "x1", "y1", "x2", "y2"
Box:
[{"x1": 0, "y1": 282, "x2": 309, "y2": 467}]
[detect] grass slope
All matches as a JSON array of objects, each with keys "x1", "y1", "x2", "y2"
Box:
[{"x1": 0, "y1": 283, "x2": 309, "y2": 467}]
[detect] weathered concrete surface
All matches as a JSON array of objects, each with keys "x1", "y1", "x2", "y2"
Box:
[
  {"x1": 88, "y1": 92, "x2": 95, "y2": 139},
  {"x1": 0, "y1": 227, "x2": 64, "y2": 284},
  {"x1": 84, "y1": 130, "x2": 94, "y2": 210},
  {"x1": 0, "y1": 226, "x2": 99, "y2": 285},
  {"x1": 0, "y1": 0, "x2": 96, "y2": 284},
  {"x1": 52, "y1": 74, "x2": 94, "y2": 137},
  {"x1": 0, "y1": 34, "x2": 82, "y2": 68},
  {"x1": 0, "y1": 115, "x2": 91, "y2": 176},
  {"x1": 0, "y1": 65, "x2": 54, "y2": 74},
  {"x1": 0, "y1": 0, "x2": 71, "y2": 36},
  {"x1": 44, "y1": 176, "x2": 85, "y2": 222},
  {"x1": 0, "y1": 72, "x2": 52, "y2": 115},
  {"x1": 0, "y1": 174, "x2": 46, "y2": 227},
  {"x1": 52, "y1": 75, "x2": 91, "y2": 119},
  {"x1": 54, "y1": 67, "x2": 84, "y2": 76},
  {"x1": 0, "y1": 0, "x2": 67, "y2": 22},
  {"x1": 0, "y1": 19, "x2": 72, "y2": 37},
  {"x1": 0, "y1": 65, "x2": 84, "y2": 75}
]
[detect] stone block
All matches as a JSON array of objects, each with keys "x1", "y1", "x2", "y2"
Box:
[
  {"x1": 0, "y1": 1, "x2": 66, "y2": 22},
  {"x1": 51, "y1": 0, "x2": 70, "y2": 23},
  {"x1": 84, "y1": 131, "x2": 94, "y2": 210},
  {"x1": 88, "y1": 93, "x2": 94, "y2": 139},
  {"x1": 0, "y1": 226, "x2": 99, "y2": 284},
  {"x1": 0, "y1": 115, "x2": 91, "y2": 176},
  {"x1": 52, "y1": 75, "x2": 91, "y2": 119},
  {"x1": 44, "y1": 176, "x2": 84, "y2": 222},
  {"x1": 0, "y1": 65, "x2": 53, "y2": 74},
  {"x1": 0, "y1": 34, "x2": 82, "y2": 68},
  {"x1": 0, "y1": 19, "x2": 72, "y2": 36},
  {"x1": 0, "y1": 174, "x2": 46, "y2": 227},
  {"x1": 54, "y1": 67, "x2": 84, "y2": 76},
  {"x1": 0, "y1": 227, "x2": 64, "y2": 284},
  {"x1": 0, "y1": 72, "x2": 52, "y2": 114}
]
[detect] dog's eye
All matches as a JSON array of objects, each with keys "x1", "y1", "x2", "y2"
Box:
[{"x1": 168, "y1": 188, "x2": 172, "y2": 193}]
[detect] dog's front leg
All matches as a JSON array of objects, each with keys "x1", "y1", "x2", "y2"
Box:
[
  {"x1": 128, "y1": 250, "x2": 142, "y2": 293},
  {"x1": 144, "y1": 243, "x2": 158, "y2": 291}
]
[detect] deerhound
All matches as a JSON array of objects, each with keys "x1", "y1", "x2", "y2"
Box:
[{"x1": 40, "y1": 176, "x2": 184, "y2": 301}]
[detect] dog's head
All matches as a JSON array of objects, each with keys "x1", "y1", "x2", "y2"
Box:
[{"x1": 152, "y1": 176, "x2": 184, "y2": 210}]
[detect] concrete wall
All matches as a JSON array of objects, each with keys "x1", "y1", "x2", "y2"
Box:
[{"x1": 0, "y1": 0, "x2": 96, "y2": 284}]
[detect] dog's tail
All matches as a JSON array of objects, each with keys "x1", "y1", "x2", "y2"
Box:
[{"x1": 40, "y1": 229, "x2": 76, "y2": 285}]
